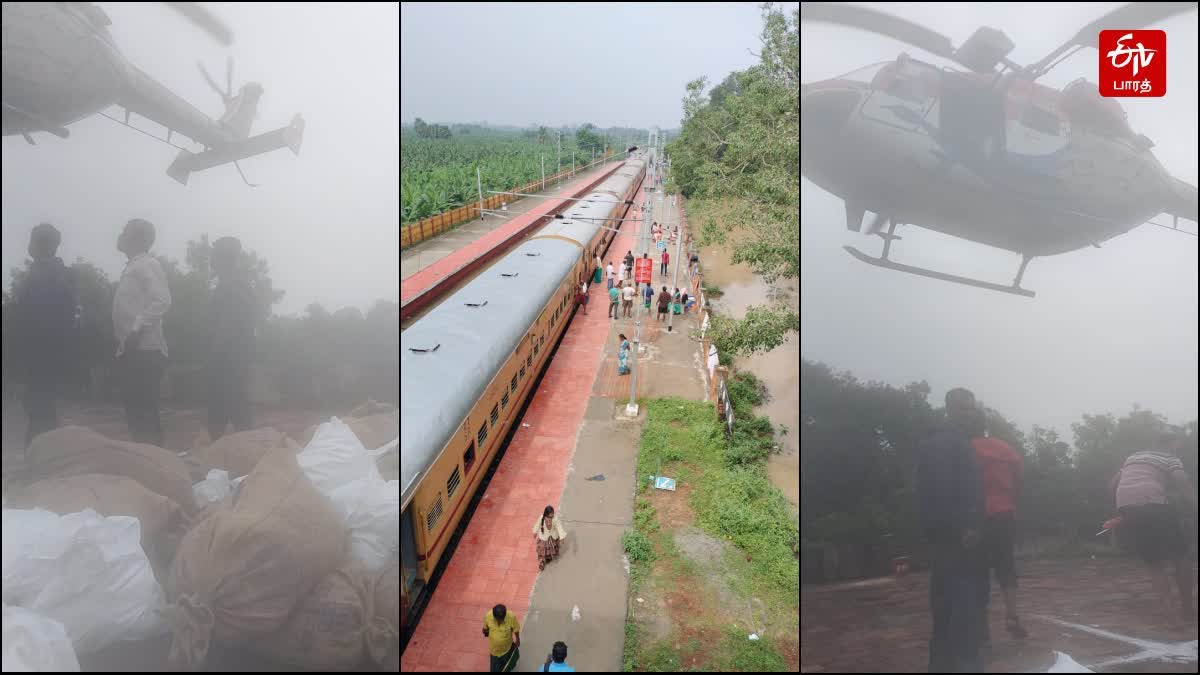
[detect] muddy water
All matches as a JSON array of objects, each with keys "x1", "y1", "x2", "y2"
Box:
[{"x1": 699, "y1": 244, "x2": 799, "y2": 512}]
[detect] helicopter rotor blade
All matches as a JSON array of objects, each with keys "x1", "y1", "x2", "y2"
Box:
[
  {"x1": 1026, "y1": 2, "x2": 1196, "y2": 78},
  {"x1": 801, "y1": 2, "x2": 958, "y2": 61},
  {"x1": 163, "y1": 2, "x2": 233, "y2": 47}
]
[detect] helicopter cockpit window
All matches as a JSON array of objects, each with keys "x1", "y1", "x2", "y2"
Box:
[
  {"x1": 885, "y1": 77, "x2": 932, "y2": 104},
  {"x1": 829, "y1": 62, "x2": 890, "y2": 85},
  {"x1": 1020, "y1": 106, "x2": 1061, "y2": 136}
]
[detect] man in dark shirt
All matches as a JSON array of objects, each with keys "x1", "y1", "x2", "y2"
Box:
[
  {"x1": 206, "y1": 237, "x2": 256, "y2": 440},
  {"x1": 917, "y1": 387, "x2": 985, "y2": 673},
  {"x1": 14, "y1": 224, "x2": 78, "y2": 447}
]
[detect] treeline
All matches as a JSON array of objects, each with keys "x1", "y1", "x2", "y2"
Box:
[
  {"x1": 1, "y1": 236, "x2": 398, "y2": 406},
  {"x1": 801, "y1": 359, "x2": 1199, "y2": 546}
]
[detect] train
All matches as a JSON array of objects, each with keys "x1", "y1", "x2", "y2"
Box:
[{"x1": 399, "y1": 148, "x2": 654, "y2": 643}]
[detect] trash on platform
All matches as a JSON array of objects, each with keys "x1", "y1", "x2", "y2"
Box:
[
  {"x1": 748, "y1": 633, "x2": 760, "y2": 641},
  {"x1": 585, "y1": 474, "x2": 605, "y2": 481}
]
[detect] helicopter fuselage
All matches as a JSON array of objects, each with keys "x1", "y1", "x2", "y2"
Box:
[
  {"x1": 801, "y1": 61, "x2": 1173, "y2": 256},
  {"x1": 1, "y1": 2, "x2": 128, "y2": 136}
]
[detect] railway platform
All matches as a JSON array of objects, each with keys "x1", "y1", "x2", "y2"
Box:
[
  {"x1": 401, "y1": 176, "x2": 708, "y2": 672},
  {"x1": 401, "y1": 161, "x2": 624, "y2": 322}
]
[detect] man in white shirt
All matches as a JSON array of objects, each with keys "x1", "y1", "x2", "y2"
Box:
[
  {"x1": 606, "y1": 261, "x2": 615, "y2": 290},
  {"x1": 112, "y1": 219, "x2": 172, "y2": 446},
  {"x1": 621, "y1": 282, "x2": 636, "y2": 317}
]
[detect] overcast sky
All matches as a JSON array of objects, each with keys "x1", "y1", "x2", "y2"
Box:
[
  {"x1": 801, "y1": 2, "x2": 1198, "y2": 437},
  {"x1": 2, "y1": 2, "x2": 399, "y2": 316},
  {"x1": 401, "y1": 2, "x2": 798, "y2": 130}
]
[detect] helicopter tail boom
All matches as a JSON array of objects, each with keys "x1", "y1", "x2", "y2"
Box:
[
  {"x1": 166, "y1": 115, "x2": 304, "y2": 185},
  {"x1": 1164, "y1": 177, "x2": 1197, "y2": 225}
]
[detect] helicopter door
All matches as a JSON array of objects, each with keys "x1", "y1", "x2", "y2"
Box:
[
  {"x1": 937, "y1": 71, "x2": 1005, "y2": 167},
  {"x1": 1003, "y1": 99, "x2": 1070, "y2": 175}
]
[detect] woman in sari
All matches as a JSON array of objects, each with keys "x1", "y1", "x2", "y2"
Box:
[
  {"x1": 617, "y1": 333, "x2": 630, "y2": 375},
  {"x1": 533, "y1": 505, "x2": 567, "y2": 571}
]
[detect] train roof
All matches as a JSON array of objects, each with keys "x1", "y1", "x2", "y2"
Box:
[
  {"x1": 400, "y1": 236, "x2": 581, "y2": 504},
  {"x1": 400, "y1": 156, "x2": 645, "y2": 507}
]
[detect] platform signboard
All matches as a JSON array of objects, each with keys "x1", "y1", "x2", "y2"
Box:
[{"x1": 634, "y1": 258, "x2": 653, "y2": 284}]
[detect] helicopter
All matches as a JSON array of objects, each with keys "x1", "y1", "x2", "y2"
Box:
[
  {"x1": 2, "y1": 1, "x2": 304, "y2": 186},
  {"x1": 801, "y1": 2, "x2": 1198, "y2": 297}
]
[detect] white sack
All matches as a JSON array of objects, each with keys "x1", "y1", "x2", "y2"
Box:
[{"x1": 2, "y1": 604, "x2": 81, "y2": 672}]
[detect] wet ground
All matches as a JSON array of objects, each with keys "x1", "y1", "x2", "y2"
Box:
[
  {"x1": 801, "y1": 557, "x2": 1199, "y2": 673},
  {"x1": 697, "y1": 243, "x2": 800, "y2": 511}
]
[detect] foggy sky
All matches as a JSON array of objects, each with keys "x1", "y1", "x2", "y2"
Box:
[
  {"x1": 2, "y1": 2, "x2": 400, "y2": 316},
  {"x1": 401, "y1": 2, "x2": 798, "y2": 130},
  {"x1": 801, "y1": 3, "x2": 1199, "y2": 437}
]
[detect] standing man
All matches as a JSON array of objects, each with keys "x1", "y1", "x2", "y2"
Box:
[
  {"x1": 1111, "y1": 429, "x2": 1197, "y2": 624},
  {"x1": 14, "y1": 224, "x2": 78, "y2": 447},
  {"x1": 621, "y1": 281, "x2": 635, "y2": 318},
  {"x1": 606, "y1": 261, "x2": 615, "y2": 290},
  {"x1": 917, "y1": 387, "x2": 985, "y2": 673},
  {"x1": 206, "y1": 237, "x2": 255, "y2": 441},
  {"x1": 660, "y1": 248, "x2": 670, "y2": 277},
  {"x1": 608, "y1": 283, "x2": 620, "y2": 319},
  {"x1": 112, "y1": 219, "x2": 172, "y2": 447},
  {"x1": 482, "y1": 604, "x2": 520, "y2": 672},
  {"x1": 655, "y1": 286, "x2": 671, "y2": 322},
  {"x1": 969, "y1": 410, "x2": 1028, "y2": 643}
]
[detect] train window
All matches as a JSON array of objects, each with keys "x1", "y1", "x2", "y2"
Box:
[
  {"x1": 447, "y1": 465, "x2": 462, "y2": 499},
  {"x1": 502, "y1": 390, "x2": 510, "y2": 409},
  {"x1": 511, "y1": 375, "x2": 517, "y2": 393},
  {"x1": 477, "y1": 421, "x2": 488, "y2": 447},
  {"x1": 490, "y1": 404, "x2": 499, "y2": 427},
  {"x1": 425, "y1": 494, "x2": 443, "y2": 532},
  {"x1": 519, "y1": 364, "x2": 526, "y2": 379},
  {"x1": 526, "y1": 355, "x2": 532, "y2": 368},
  {"x1": 534, "y1": 342, "x2": 540, "y2": 357},
  {"x1": 540, "y1": 335, "x2": 546, "y2": 348},
  {"x1": 463, "y1": 441, "x2": 476, "y2": 473}
]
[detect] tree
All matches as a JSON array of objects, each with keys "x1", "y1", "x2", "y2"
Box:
[
  {"x1": 575, "y1": 123, "x2": 604, "y2": 156},
  {"x1": 670, "y1": 3, "x2": 798, "y2": 358}
]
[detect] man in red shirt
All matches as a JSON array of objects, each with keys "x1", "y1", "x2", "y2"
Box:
[{"x1": 969, "y1": 409, "x2": 1028, "y2": 644}]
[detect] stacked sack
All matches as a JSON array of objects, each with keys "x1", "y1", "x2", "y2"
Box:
[
  {"x1": 163, "y1": 445, "x2": 347, "y2": 669},
  {"x1": 239, "y1": 417, "x2": 400, "y2": 670}
]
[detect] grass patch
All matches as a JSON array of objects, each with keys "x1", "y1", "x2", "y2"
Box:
[{"x1": 622, "y1": 397, "x2": 799, "y2": 671}]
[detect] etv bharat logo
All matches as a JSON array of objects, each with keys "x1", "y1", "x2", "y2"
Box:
[{"x1": 1099, "y1": 30, "x2": 1166, "y2": 97}]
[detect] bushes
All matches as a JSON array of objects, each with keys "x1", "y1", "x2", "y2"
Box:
[{"x1": 622, "y1": 530, "x2": 656, "y2": 564}]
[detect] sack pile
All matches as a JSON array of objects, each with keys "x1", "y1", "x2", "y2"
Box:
[{"x1": 3, "y1": 405, "x2": 401, "y2": 672}]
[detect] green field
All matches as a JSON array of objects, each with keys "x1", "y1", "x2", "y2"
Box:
[{"x1": 401, "y1": 131, "x2": 595, "y2": 224}]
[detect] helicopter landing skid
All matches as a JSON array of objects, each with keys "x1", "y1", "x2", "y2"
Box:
[{"x1": 843, "y1": 245, "x2": 1036, "y2": 298}]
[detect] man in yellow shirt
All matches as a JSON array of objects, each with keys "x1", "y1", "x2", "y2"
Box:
[{"x1": 482, "y1": 604, "x2": 521, "y2": 672}]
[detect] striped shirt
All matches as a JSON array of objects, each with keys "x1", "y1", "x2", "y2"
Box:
[{"x1": 1115, "y1": 449, "x2": 1186, "y2": 509}]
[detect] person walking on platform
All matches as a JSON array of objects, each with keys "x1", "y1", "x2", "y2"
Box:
[
  {"x1": 643, "y1": 282, "x2": 654, "y2": 309},
  {"x1": 533, "y1": 504, "x2": 568, "y2": 571},
  {"x1": 621, "y1": 282, "x2": 635, "y2": 318},
  {"x1": 606, "y1": 261, "x2": 615, "y2": 290},
  {"x1": 672, "y1": 287, "x2": 682, "y2": 315},
  {"x1": 624, "y1": 250, "x2": 634, "y2": 272},
  {"x1": 617, "y1": 333, "x2": 630, "y2": 375},
  {"x1": 593, "y1": 254, "x2": 603, "y2": 285},
  {"x1": 608, "y1": 284, "x2": 620, "y2": 319},
  {"x1": 574, "y1": 281, "x2": 588, "y2": 316},
  {"x1": 656, "y1": 286, "x2": 671, "y2": 322},
  {"x1": 660, "y1": 249, "x2": 670, "y2": 276},
  {"x1": 617, "y1": 259, "x2": 627, "y2": 287},
  {"x1": 543, "y1": 641, "x2": 575, "y2": 672},
  {"x1": 483, "y1": 604, "x2": 521, "y2": 672}
]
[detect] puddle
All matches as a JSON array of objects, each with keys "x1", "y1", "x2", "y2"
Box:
[{"x1": 699, "y1": 244, "x2": 799, "y2": 511}]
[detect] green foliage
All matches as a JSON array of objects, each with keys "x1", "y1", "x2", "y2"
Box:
[
  {"x1": 622, "y1": 530, "x2": 656, "y2": 564},
  {"x1": 727, "y1": 370, "x2": 766, "y2": 408},
  {"x1": 801, "y1": 357, "x2": 1199, "y2": 552},
  {"x1": 706, "y1": 306, "x2": 799, "y2": 359},
  {"x1": 575, "y1": 123, "x2": 605, "y2": 155},
  {"x1": 3, "y1": 238, "x2": 398, "y2": 405}
]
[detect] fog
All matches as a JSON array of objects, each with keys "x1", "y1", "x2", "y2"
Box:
[
  {"x1": 401, "y1": 2, "x2": 797, "y2": 130},
  {"x1": 801, "y1": 2, "x2": 1198, "y2": 435},
  {"x1": 2, "y1": 2, "x2": 400, "y2": 315}
]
